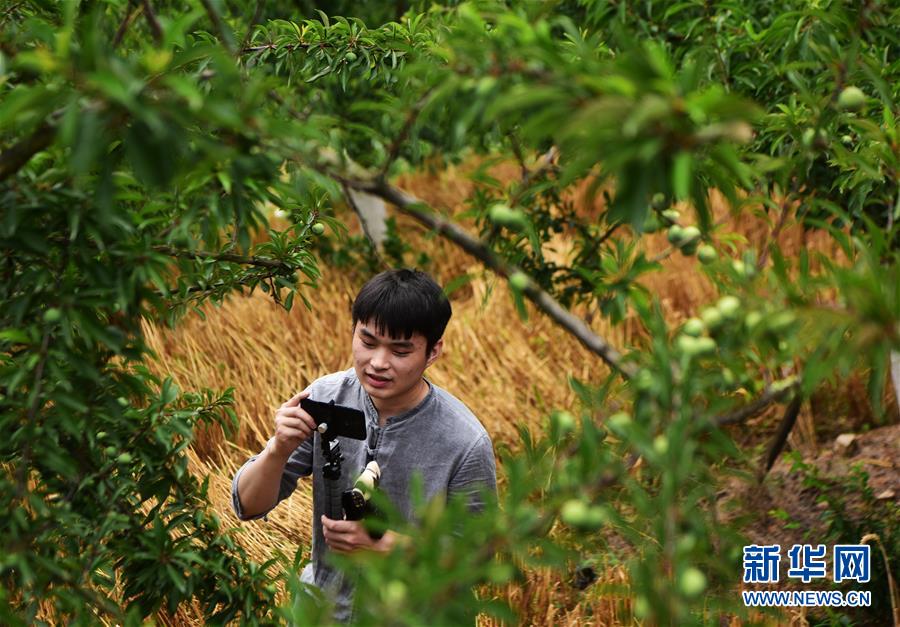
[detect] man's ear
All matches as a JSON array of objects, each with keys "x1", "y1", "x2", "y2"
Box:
[{"x1": 425, "y1": 338, "x2": 443, "y2": 367}]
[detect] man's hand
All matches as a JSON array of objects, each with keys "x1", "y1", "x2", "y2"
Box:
[
  {"x1": 269, "y1": 390, "x2": 317, "y2": 460},
  {"x1": 321, "y1": 515, "x2": 399, "y2": 554}
]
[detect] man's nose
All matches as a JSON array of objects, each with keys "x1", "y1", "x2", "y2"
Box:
[{"x1": 370, "y1": 348, "x2": 390, "y2": 370}]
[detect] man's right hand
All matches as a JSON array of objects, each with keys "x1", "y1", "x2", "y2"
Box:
[{"x1": 269, "y1": 390, "x2": 317, "y2": 460}]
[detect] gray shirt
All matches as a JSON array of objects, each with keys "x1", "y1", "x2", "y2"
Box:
[{"x1": 231, "y1": 368, "x2": 497, "y2": 621}]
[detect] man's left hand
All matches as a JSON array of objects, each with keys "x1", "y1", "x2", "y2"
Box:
[{"x1": 321, "y1": 515, "x2": 397, "y2": 554}]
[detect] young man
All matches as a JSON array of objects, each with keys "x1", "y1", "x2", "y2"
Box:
[{"x1": 231, "y1": 269, "x2": 497, "y2": 621}]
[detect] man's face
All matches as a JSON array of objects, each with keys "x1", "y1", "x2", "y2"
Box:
[{"x1": 351, "y1": 321, "x2": 441, "y2": 411}]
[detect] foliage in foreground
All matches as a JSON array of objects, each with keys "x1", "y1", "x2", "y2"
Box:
[{"x1": 1, "y1": 0, "x2": 898, "y2": 624}]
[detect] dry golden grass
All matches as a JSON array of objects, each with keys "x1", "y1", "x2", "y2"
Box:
[{"x1": 141, "y1": 162, "x2": 856, "y2": 625}]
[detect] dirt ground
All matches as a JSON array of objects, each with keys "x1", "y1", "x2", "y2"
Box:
[{"x1": 727, "y1": 421, "x2": 899, "y2": 625}]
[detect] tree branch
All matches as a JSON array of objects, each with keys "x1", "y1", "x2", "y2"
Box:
[
  {"x1": 379, "y1": 89, "x2": 434, "y2": 178},
  {"x1": 153, "y1": 245, "x2": 294, "y2": 271},
  {"x1": 344, "y1": 176, "x2": 637, "y2": 379},
  {"x1": 141, "y1": 0, "x2": 163, "y2": 46},
  {"x1": 0, "y1": 123, "x2": 56, "y2": 181},
  {"x1": 113, "y1": 0, "x2": 141, "y2": 49},
  {"x1": 714, "y1": 378, "x2": 799, "y2": 426},
  {"x1": 199, "y1": 0, "x2": 236, "y2": 55},
  {"x1": 760, "y1": 393, "x2": 803, "y2": 478}
]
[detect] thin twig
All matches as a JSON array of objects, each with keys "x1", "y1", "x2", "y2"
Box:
[
  {"x1": 714, "y1": 379, "x2": 799, "y2": 426},
  {"x1": 344, "y1": 176, "x2": 637, "y2": 379},
  {"x1": 113, "y1": 0, "x2": 141, "y2": 49},
  {"x1": 379, "y1": 89, "x2": 434, "y2": 179},
  {"x1": 759, "y1": 393, "x2": 802, "y2": 478},
  {"x1": 199, "y1": 0, "x2": 236, "y2": 55},
  {"x1": 141, "y1": 0, "x2": 163, "y2": 46},
  {"x1": 0, "y1": 123, "x2": 56, "y2": 181},
  {"x1": 509, "y1": 133, "x2": 529, "y2": 181},
  {"x1": 241, "y1": 0, "x2": 267, "y2": 51},
  {"x1": 153, "y1": 245, "x2": 294, "y2": 271},
  {"x1": 508, "y1": 145, "x2": 559, "y2": 207}
]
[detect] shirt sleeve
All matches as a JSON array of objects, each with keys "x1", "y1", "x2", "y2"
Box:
[
  {"x1": 447, "y1": 433, "x2": 497, "y2": 513},
  {"x1": 231, "y1": 436, "x2": 315, "y2": 521}
]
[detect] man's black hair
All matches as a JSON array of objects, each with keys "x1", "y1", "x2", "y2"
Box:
[{"x1": 352, "y1": 269, "x2": 452, "y2": 354}]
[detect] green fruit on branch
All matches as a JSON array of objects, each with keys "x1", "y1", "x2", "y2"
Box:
[
  {"x1": 716, "y1": 295, "x2": 741, "y2": 319},
  {"x1": 667, "y1": 224, "x2": 685, "y2": 245},
  {"x1": 641, "y1": 214, "x2": 661, "y2": 233},
  {"x1": 681, "y1": 318, "x2": 705, "y2": 337},
  {"x1": 837, "y1": 86, "x2": 866, "y2": 111},
  {"x1": 661, "y1": 208, "x2": 681, "y2": 224},
  {"x1": 344, "y1": 51, "x2": 357, "y2": 62},
  {"x1": 508, "y1": 272, "x2": 529, "y2": 292},
  {"x1": 583, "y1": 505, "x2": 607, "y2": 529},
  {"x1": 801, "y1": 127, "x2": 828, "y2": 149},
  {"x1": 310, "y1": 222, "x2": 326, "y2": 235},
  {"x1": 607, "y1": 411, "x2": 632, "y2": 434},
  {"x1": 489, "y1": 204, "x2": 529, "y2": 231},
  {"x1": 552, "y1": 410, "x2": 576, "y2": 434},
  {"x1": 634, "y1": 369, "x2": 654, "y2": 393},
  {"x1": 679, "y1": 225, "x2": 701, "y2": 246},
  {"x1": 679, "y1": 567, "x2": 707, "y2": 597},
  {"x1": 677, "y1": 335, "x2": 716, "y2": 358},
  {"x1": 653, "y1": 435, "x2": 669, "y2": 455},
  {"x1": 560, "y1": 499, "x2": 590, "y2": 527},
  {"x1": 700, "y1": 306, "x2": 724, "y2": 330},
  {"x1": 766, "y1": 310, "x2": 797, "y2": 333},
  {"x1": 117, "y1": 453, "x2": 133, "y2": 463},
  {"x1": 731, "y1": 259, "x2": 756, "y2": 279},
  {"x1": 43, "y1": 308, "x2": 62, "y2": 322},
  {"x1": 651, "y1": 192, "x2": 667, "y2": 210},
  {"x1": 744, "y1": 310, "x2": 763, "y2": 331},
  {"x1": 697, "y1": 244, "x2": 717, "y2": 264}
]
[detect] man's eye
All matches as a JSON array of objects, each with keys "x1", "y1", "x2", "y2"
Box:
[
  {"x1": 362, "y1": 340, "x2": 376, "y2": 348},
  {"x1": 393, "y1": 351, "x2": 410, "y2": 357}
]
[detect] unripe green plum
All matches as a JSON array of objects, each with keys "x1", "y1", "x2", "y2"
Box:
[
  {"x1": 767, "y1": 310, "x2": 797, "y2": 333},
  {"x1": 700, "y1": 306, "x2": 724, "y2": 330},
  {"x1": 745, "y1": 310, "x2": 763, "y2": 331},
  {"x1": 634, "y1": 369, "x2": 654, "y2": 393},
  {"x1": 344, "y1": 51, "x2": 357, "y2": 62},
  {"x1": 583, "y1": 505, "x2": 607, "y2": 529},
  {"x1": 641, "y1": 214, "x2": 661, "y2": 233},
  {"x1": 43, "y1": 308, "x2": 62, "y2": 323},
  {"x1": 310, "y1": 222, "x2": 326, "y2": 235},
  {"x1": 661, "y1": 209, "x2": 681, "y2": 224},
  {"x1": 607, "y1": 411, "x2": 632, "y2": 433},
  {"x1": 383, "y1": 580, "x2": 407, "y2": 607},
  {"x1": 679, "y1": 567, "x2": 707, "y2": 597},
  {"x1": 552, "y1": 410, "x2": 576, "y2": 434},
  {"x1": 653, "y1": 435, "x2": 669, "y2": 456},
  {"x1": 677, "y1": 335, "x2": 716, "y2": 358},
  {"x1": 697, "y1": 244, "x2": 717, "y2": 264},
  {"x1": 731, "y1": 259, "x2": 756, "y2": 279},
  {"x1": 716, "y1": 295, "x2": 741, "y2": 319},
  {"x1": 679, "y1": 225, "x2": 701, "y2": 246},
  {"x1": 667, "y1": 225, "x2": 685, "y2": 245},
  {"x1": 560, "y1": 499, "x2": 589, "y2": 527},
  {"x1": 117, "y1": 453, "x2": 133, "y2": 463},
  {"x1": 681, "y1": 318, "x2": 705, "y2": 337},
  {"x1": 651, "y1": 192, "x2": 667, "y2": 210},
  {"x1": 508, "y1": 272, "x2": 529, "y2": 292},
  {"x1": 837, "y1": 86, "x2": 865, "y2": 112},
  {"x1": 489, "y1": 204, "x2": 528, "y2": 231}
]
